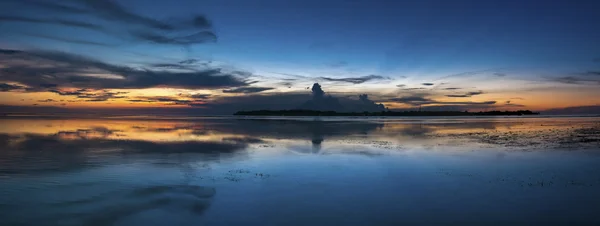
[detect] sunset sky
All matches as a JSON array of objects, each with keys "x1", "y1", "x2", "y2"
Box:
[{"x1": 1, "y1": 0, "x2": 599, "y2": 114}]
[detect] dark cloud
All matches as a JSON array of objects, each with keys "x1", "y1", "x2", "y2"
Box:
[
  {"x1": 179, "y1": 59, "x2": 200, "y2": 65},
  {"x1": 299, "y1": 85, "x2": 387, "y2": 112},
  {"x1": 37, "y1": 99, "x2": 57, "y2": 103},
  {"x1": 0, "y1": 15, "x2": 106, "y2": 31},
  {"x1": 504, "y1": 100, "x2": 526, "y2": 107},
  {"x1": 222, "y1": 137, "x2": 265, "y2": 144},
  {"x1": 268, "y1": 72, "x2": 309, "y2": 79},
  {"x1": 147, "y1": 59, "x2": 212, "y2": 71},
  {"x1": 147, "y1": 63, "x2": 195, "y2": 70},
  {"x1": 443, "y1": 87, "x2": 462, "y2": 90},
  {"x1": 196, "y1": 93, "x2": 310, "y2": 113},
  {"x1": 20, "y1": 32, "x2": 115, "y2": 47},
  {"x1": 0, "y1": 83, "x2": 26, "y2": 92},
  {"x1": 311, "y1": 83, "x2": 325, "y2": 98},
  {"x1": 299, "y1": 83, "x2": 342, "y2": 111},
  {"x1": 551, "y1": 76, "x2": 600, "y2": 85},
  {"x1": 0, "y1": 49, "x2": 20, "y2": 55},
  {"x1": 389, "y1": 96, "x2": 434, "y2": 106},
  {"x1": 128, "y1": 93, "x2": 212, "y2": 105},
  {"x1": 390, "y1": 95, "x2": 496, "y2": 107},
  {"x1": 445, "y1": 91, "x2": 484, "y2": 98},
  {"x1": 421, "y1": 83, "x2": 434, "y2": 86},
  {"x1": 49, "y1": 89, "x2": 128, "y2": 102},
  {"x1": 493, "y1": 73, "x2": 507, "y2": 77},
  {"x1": 352, "y1": 94, "x2": 386, "y2": 112},
  {"x1": 130, "y1": 30, "x2": 217, "y2": 45},
  {"x1": 222, "y1": 87, "x2": 274, "y2": 94},
  {"x1": 128, "y1": 96, "x2": 194, "y2": 105},
  {"x1": 553, "y1": 76, "x2": 580, "y2": 84},
  {"x1": 279, "y1": 82, "x2": 294, "y2": 88},
  {"x1": 2, "y1": 0, "x2": 217, "y2": 46},
  {"x1": 0, "y1": 49, "x2": 251, "y2": 90},
  {"x1": 210, "y1": 83, "x2": 385, "y2": 113},
  {"x1": 319, "y1": 75, "x2": 389, "y2": 84},
  {"x1": 436, "y1": 69, "x2": 502, "y2": 81},
  {"x1": 179, "y1": 93, "x2": 211, "y2": 100},
  {"x1": 396, "y1": 84, "x2": 406, "y2": 88},
  {"x1": 401, "y1": 87, "x2": 427, "y2": 90},
  {"x1": 75, "y1": 0, "x2": 212, "y2": 31},
  {"x1": 585, "y1": 71, "x2": 600, "y2": 76}
]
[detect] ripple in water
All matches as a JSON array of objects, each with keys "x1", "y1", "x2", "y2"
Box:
[{"x1": 1, "y1": 184, "x2": 216, "y2": 226}]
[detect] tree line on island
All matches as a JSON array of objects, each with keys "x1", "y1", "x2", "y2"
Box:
[
  {"x1": 234, "y1": 83, "x2": 539, "y2": 116},
  {"x1": 234, "y1": 109, "x2": 539, "y2": 116}
]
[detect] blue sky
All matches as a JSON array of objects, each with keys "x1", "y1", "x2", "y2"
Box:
[{"x1": 1, "y1": 0, "x2": 599, "y2": 113}]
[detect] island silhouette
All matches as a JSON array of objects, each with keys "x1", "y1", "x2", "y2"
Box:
[
  {"x1": 235, "y1": 83, "x2": 539, "y2": 116},
  {"x1": 234, "y1": 109, "x2": 539, "y2": 116}
]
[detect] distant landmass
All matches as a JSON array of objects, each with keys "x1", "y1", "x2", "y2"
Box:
[
  {"x1": 234, "y1": 110, "x2": 540, "y2": 116},
  {"x1": 542, "y1": 105, "x2": 600, "y2": 115}
]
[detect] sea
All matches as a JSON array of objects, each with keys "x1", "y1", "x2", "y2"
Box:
[{"x1": 1, "y1": 115, "x2": 599, "y2": 225}]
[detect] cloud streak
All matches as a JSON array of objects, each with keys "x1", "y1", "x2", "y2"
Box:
[
  {"x1": 2, "y1": 0, "x2": 217, "y2": 46},
  {"x1": 0, "y1": 83, "x2": 26, "y2": 92},
  {"x1": 0, "y1": 49, "x2": 252, "y2": 91},
  {"x1": 551, "y1": 76, "x2": 600, "y2": 85},
  {"x1": 49, "y1": 89, "x2": 128, "y2": 102},
  {"x1": 445, "y1": 91, "x2": 484, "y2": 98},
  {"x1": 319, "y1": 75, "x2": 389, "y2": 84},
  {"x1": 222, "y1": 87, "x2": 274, "y2": 94},
  {"x1": 0, "y1": 15, "x2": 105, "y2": 31},
  {"x1": 390, "y1": 94, "x2": 496, "y2": 107}
]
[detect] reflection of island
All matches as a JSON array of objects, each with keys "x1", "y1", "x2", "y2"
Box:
[
  {"x1": 234, "y1": 109, "x2": 540, "y2": 116},
  {"x1": 210, "y1": 120, "x2": 384, "y2": 153}
]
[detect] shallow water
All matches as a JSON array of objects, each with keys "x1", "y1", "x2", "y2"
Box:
[{"x1": 1, "y1": 116, "x2": 600, "y2": 225}]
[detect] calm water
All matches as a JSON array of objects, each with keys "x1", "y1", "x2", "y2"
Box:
[{"x1": 1, "y1": 116, "x2": 600, "y2": 225}]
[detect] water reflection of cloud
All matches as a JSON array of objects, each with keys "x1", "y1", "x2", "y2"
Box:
[
  {"x1": 0, "y1": 132, "x2": 253, "y2": 175},
  {"x1": 1, "y1": 117, "x2": 595, "y2": 163}
]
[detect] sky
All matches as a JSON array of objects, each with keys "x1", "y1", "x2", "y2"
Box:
[{"x1": 1, "y1": 0, "x2": 599, "y2": 114}]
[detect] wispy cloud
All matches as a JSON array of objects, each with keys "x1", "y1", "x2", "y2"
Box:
[
  {"x1": 37, "y1": 99, "x2": 57, "y2": 103},
  {"x1": 319, "y1": 75, "x2": 389, "y2": 84},
  {"x1": 445, "y1": 91, "x2": 484, "y2": 98},
  {"x1": 0, "y1": 83, "x2": 26, "y2": 92},
  {"x1": 222, "y1": 87, "x2": 274, "y2": 94},
  {"x1": 435, "y1": 68, "x2": 504, "y2": 81},
  {"x1": 504, "y1": 100, "x2": 526, "y2": 107},
  {"x1": 49, "y1": 89, "x2": 128, "y2": 102},
  {"x1": 0, "y1": 49, "x2": 252, "y2": 91},
  {"x1": 550, "y1": 76, "x2": 600, "y2": 85},
  {"x1": 2, "y1": 0, "x2": 217, "y2": 46},
  {"x1": 19, "y1": 32, "x2": 115, "y2": 46},
  {"x1": 400, "y1": 87, "x2": 427, "y2": 91},
  {"x1": 0, "y1": 15, "x2": 105, "y2": 31},
  {"x1": 178, "y1": 93, "x2": 211, "y2": 99},
  {"x1": 390, "y1": 94, "x2": 496, "y2": 107}
]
